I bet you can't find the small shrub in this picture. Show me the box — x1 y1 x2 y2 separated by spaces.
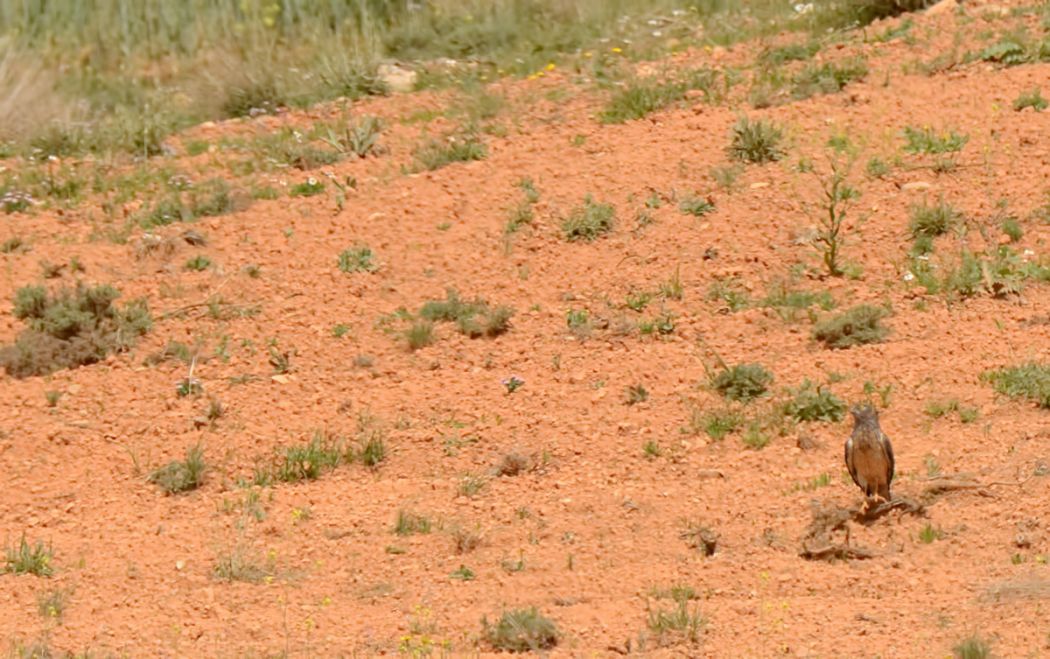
0 236 27 252
562 195 615 241
483 608 558 652
710 363 773 402
337 245 378 273
812 305 889 349
982 362 1050 408
394 510 432 536
783 380 846 422
0 284 151 378
1013 88 1047 112
149 445 206 494
952 634 991 659
728 117 784 164
413 132 487 171
4 536 53 576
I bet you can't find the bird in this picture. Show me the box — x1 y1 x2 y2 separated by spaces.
844 403 895 506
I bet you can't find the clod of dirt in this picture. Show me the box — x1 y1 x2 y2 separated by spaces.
681 525 719 556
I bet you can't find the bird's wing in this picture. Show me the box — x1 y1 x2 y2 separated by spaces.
882 432 895 483
844 437 862 488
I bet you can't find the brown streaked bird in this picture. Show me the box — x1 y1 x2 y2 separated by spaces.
844 403 895 504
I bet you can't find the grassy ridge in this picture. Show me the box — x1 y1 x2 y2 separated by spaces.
0 0 929 155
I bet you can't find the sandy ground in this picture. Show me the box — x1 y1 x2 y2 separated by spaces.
1 1 1049 656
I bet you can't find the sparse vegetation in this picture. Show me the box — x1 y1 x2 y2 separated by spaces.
148 445 207 494
599 68 726 123
4 536 53 577
811 155 859 276
812 305 890 349
394 510 432 536
983 363 1050 408
909 199 961 253
419 289 513 338
414 132 487 171
709 363 773 403
952 634 991 659
782 380 846 422
0 284 151 378
728 117 784 164
1014 88 1048 111
483 608 558 652
338 245 378 273
903 126 968 155
678 195 716 217
562 195 615 241
646 600 704 646
690 407 744 440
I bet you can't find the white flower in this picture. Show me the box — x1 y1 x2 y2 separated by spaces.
794 3 814 14
903 272 915 282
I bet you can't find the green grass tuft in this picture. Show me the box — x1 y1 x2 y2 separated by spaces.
728 116 784 164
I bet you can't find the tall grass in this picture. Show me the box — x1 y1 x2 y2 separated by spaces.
0 0 929 154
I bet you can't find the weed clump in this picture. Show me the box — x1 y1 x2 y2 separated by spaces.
337 245 378 273
4 536 53 577
909 199 961 253
709 363 773 402
782 380 846 422
420 289 513 338
812 305 889 349
413 132 487 171
0 284 151 378
728 117 784 164
483 608 558 652
982 363 1050 408
149 445 207 494
562 195 615 241
952 634 991 659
